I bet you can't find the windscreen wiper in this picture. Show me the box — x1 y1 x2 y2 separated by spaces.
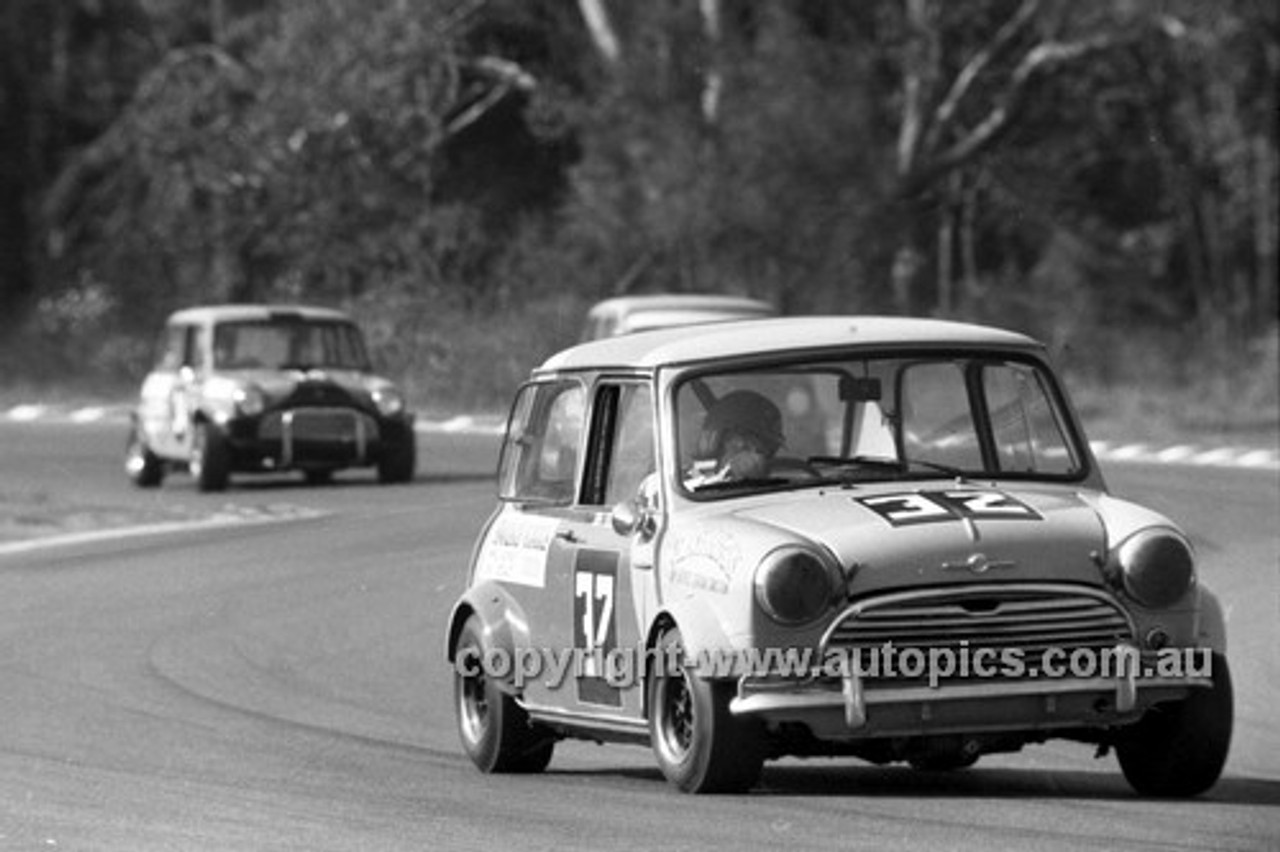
806 455 970 481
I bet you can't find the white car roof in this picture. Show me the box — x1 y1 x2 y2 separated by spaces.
587 293 775 316
165 304 353 325
541 315 1042 373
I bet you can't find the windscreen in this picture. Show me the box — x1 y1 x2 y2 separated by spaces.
674 353 1083 496
212 319 370 371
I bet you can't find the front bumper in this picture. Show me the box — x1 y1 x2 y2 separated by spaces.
731 656 1208 739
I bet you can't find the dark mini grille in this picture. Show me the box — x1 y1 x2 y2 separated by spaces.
288 409 359 441
286 381 357 408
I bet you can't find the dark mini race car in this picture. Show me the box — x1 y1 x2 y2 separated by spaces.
125 304 416 491
446 315 1231 795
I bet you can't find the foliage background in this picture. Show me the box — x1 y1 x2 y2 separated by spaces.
0 0 1275 435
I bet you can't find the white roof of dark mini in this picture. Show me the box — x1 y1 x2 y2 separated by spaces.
165 304 353 324
541 315 1042 373
586 293 775 315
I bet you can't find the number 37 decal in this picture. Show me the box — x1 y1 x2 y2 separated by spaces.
573 549 621 707
856 490 1042 527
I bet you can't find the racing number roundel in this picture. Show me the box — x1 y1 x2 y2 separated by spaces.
857 490 1042 527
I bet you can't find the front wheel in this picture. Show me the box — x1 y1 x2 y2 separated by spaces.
453 615 554 774
125 426 165 488
647 628 763 793
303 468 335 486
1115 652 1233 797
189 422 231 492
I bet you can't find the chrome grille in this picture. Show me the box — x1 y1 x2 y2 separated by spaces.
258 407 378 465
823 584 1133 662
287 408 360 441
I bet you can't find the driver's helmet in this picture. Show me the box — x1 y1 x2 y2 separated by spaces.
697 390 784 459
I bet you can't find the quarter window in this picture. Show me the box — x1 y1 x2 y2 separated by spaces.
498 381 586 504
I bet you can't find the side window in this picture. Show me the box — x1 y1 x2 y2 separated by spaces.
603 385 655 506
982 362 1077 474
155 326 186 371
497 381 586 504
189 325 208 371
179 325 200 370
898 361 982 469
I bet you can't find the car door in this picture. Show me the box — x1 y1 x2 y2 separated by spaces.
140 322 201 459
553 380 654 717
169 322 210 456
501 378 654 719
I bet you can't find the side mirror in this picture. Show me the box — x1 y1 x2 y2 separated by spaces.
610 500 656 540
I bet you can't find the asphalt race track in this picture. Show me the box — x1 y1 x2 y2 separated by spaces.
1 421 1277 851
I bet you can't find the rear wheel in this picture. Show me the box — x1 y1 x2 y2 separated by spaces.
189 422 231 492
1116 652 1233 797
648 628 763 793
125 426 165 488
454 615 554 773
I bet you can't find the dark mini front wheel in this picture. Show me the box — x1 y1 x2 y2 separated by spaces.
453 615 554 774
303 468 335 486
125 426 165 488
189 422 231 492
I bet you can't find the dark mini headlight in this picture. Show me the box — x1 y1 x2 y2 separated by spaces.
372 385 405 417
1117 529 1195 609
233 384 265 417
754 546 839 625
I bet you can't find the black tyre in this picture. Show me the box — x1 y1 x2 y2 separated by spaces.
304 468 335 486
125 426 165 488
454 615 554 774
189 422 231 492
647 628 763 793
1116 652 1233 797
377 438 416 484
908 753 979 771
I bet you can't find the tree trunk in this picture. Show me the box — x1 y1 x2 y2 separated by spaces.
577 0 621 65
1254 135 1277 328
0 1 34 336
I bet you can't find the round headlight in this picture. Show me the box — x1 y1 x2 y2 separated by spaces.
1117 529 1195 608
233 385 265 417
372 386 405 417
754 546 839 625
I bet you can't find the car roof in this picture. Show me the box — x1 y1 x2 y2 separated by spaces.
165 304 353 325
586 293 776 317
540 315 1043 374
